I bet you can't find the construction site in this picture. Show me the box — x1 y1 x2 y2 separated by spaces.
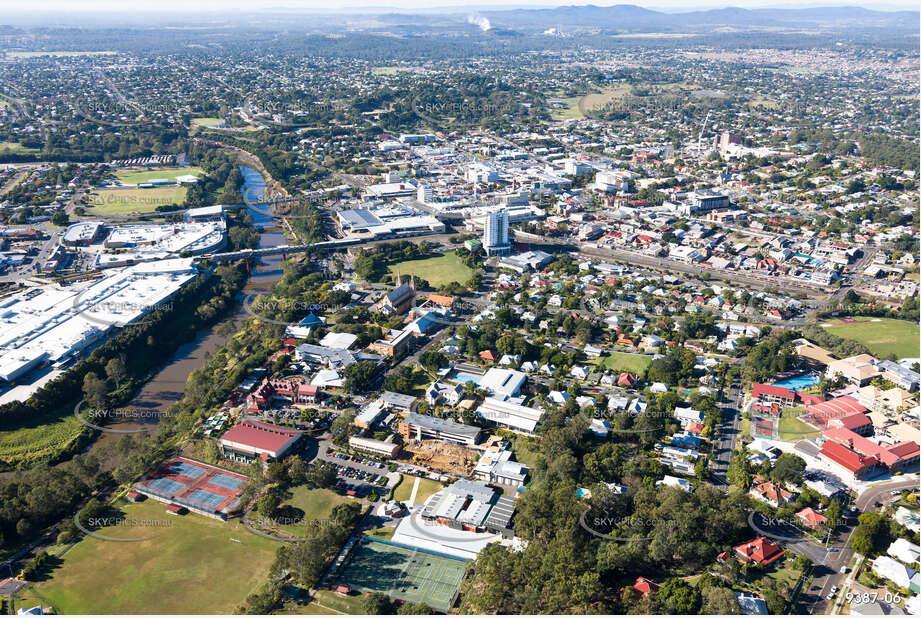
399 440 479 477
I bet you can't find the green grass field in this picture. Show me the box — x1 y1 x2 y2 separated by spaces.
386 252 473 288
821 317 920 359
392 475 442 506
191 117 223 127
364 526 395 541
594 351 652 375
332 538 467 613
300 589 367 614
22 499 278 614
115 166 202 185
0 406 86 469
88 186 187 214
270 487 351 537
0 141 40 154
778 407 821 442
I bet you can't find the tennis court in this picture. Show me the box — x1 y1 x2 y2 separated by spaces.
187 489 228 508
334 537 468 612
170 461 205 478
148 477 185 495
208 474 244 490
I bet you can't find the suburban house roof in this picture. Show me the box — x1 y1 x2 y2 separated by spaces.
797 507 829 528
734 536 784 565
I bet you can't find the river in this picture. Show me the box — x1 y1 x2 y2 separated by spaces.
89 166 287 443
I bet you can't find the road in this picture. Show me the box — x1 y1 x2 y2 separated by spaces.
709 381 742 489
800 478 920 614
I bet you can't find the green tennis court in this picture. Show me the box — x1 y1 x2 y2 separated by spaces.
334 537 467 612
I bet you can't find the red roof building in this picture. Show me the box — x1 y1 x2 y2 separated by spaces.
797 507 829 529
822 426 919 471
827 412 873 436
796 392 826 406
686 421 705 435
617 373 637 388
479 350 496 363
220 420 303 463
632 577 659 597
804 397 868 428
818 437 880 479
751 383 796 407
734 537 784 565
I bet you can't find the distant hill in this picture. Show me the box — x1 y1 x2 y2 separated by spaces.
477 4 919 33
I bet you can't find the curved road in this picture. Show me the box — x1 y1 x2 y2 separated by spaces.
800 477 920 614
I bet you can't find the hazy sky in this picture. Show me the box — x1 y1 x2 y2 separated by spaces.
0 0 916 12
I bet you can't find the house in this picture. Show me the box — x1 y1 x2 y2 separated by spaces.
656 475 691 492
734 536 784 565
887 538 921 565
618 372 637 388
674 407 704 427
570 365 590 380
796 507 829 529
749 479 794 508
632 577 659 597
872 555 917 589
736 594 769 615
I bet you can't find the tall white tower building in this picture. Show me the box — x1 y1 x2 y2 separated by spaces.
483 208 511 256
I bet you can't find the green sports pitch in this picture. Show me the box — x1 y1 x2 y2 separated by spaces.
333 537 467 612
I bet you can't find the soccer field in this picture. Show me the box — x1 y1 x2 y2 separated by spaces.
21 499 277 614
334 537 467 612
821 317 920 359
115 166 203 185
88 186 187 214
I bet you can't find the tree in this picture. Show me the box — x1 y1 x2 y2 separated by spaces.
360 592 393 614
700 586 741 614
105 357 127 387
651 578 701 614
770 453 806 484
258 493 281 518
343 360 379 394
50 211 69 226
397 602 432 614
82 372 108 408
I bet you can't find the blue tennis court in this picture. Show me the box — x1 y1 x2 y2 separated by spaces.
169 461 205 478
208 474 244 490
148 477 185 495
187 489 227 508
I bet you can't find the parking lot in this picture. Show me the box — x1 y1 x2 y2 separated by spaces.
325 450 395 498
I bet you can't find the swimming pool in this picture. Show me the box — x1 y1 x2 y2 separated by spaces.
772 373 820 391
452 372 481 385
